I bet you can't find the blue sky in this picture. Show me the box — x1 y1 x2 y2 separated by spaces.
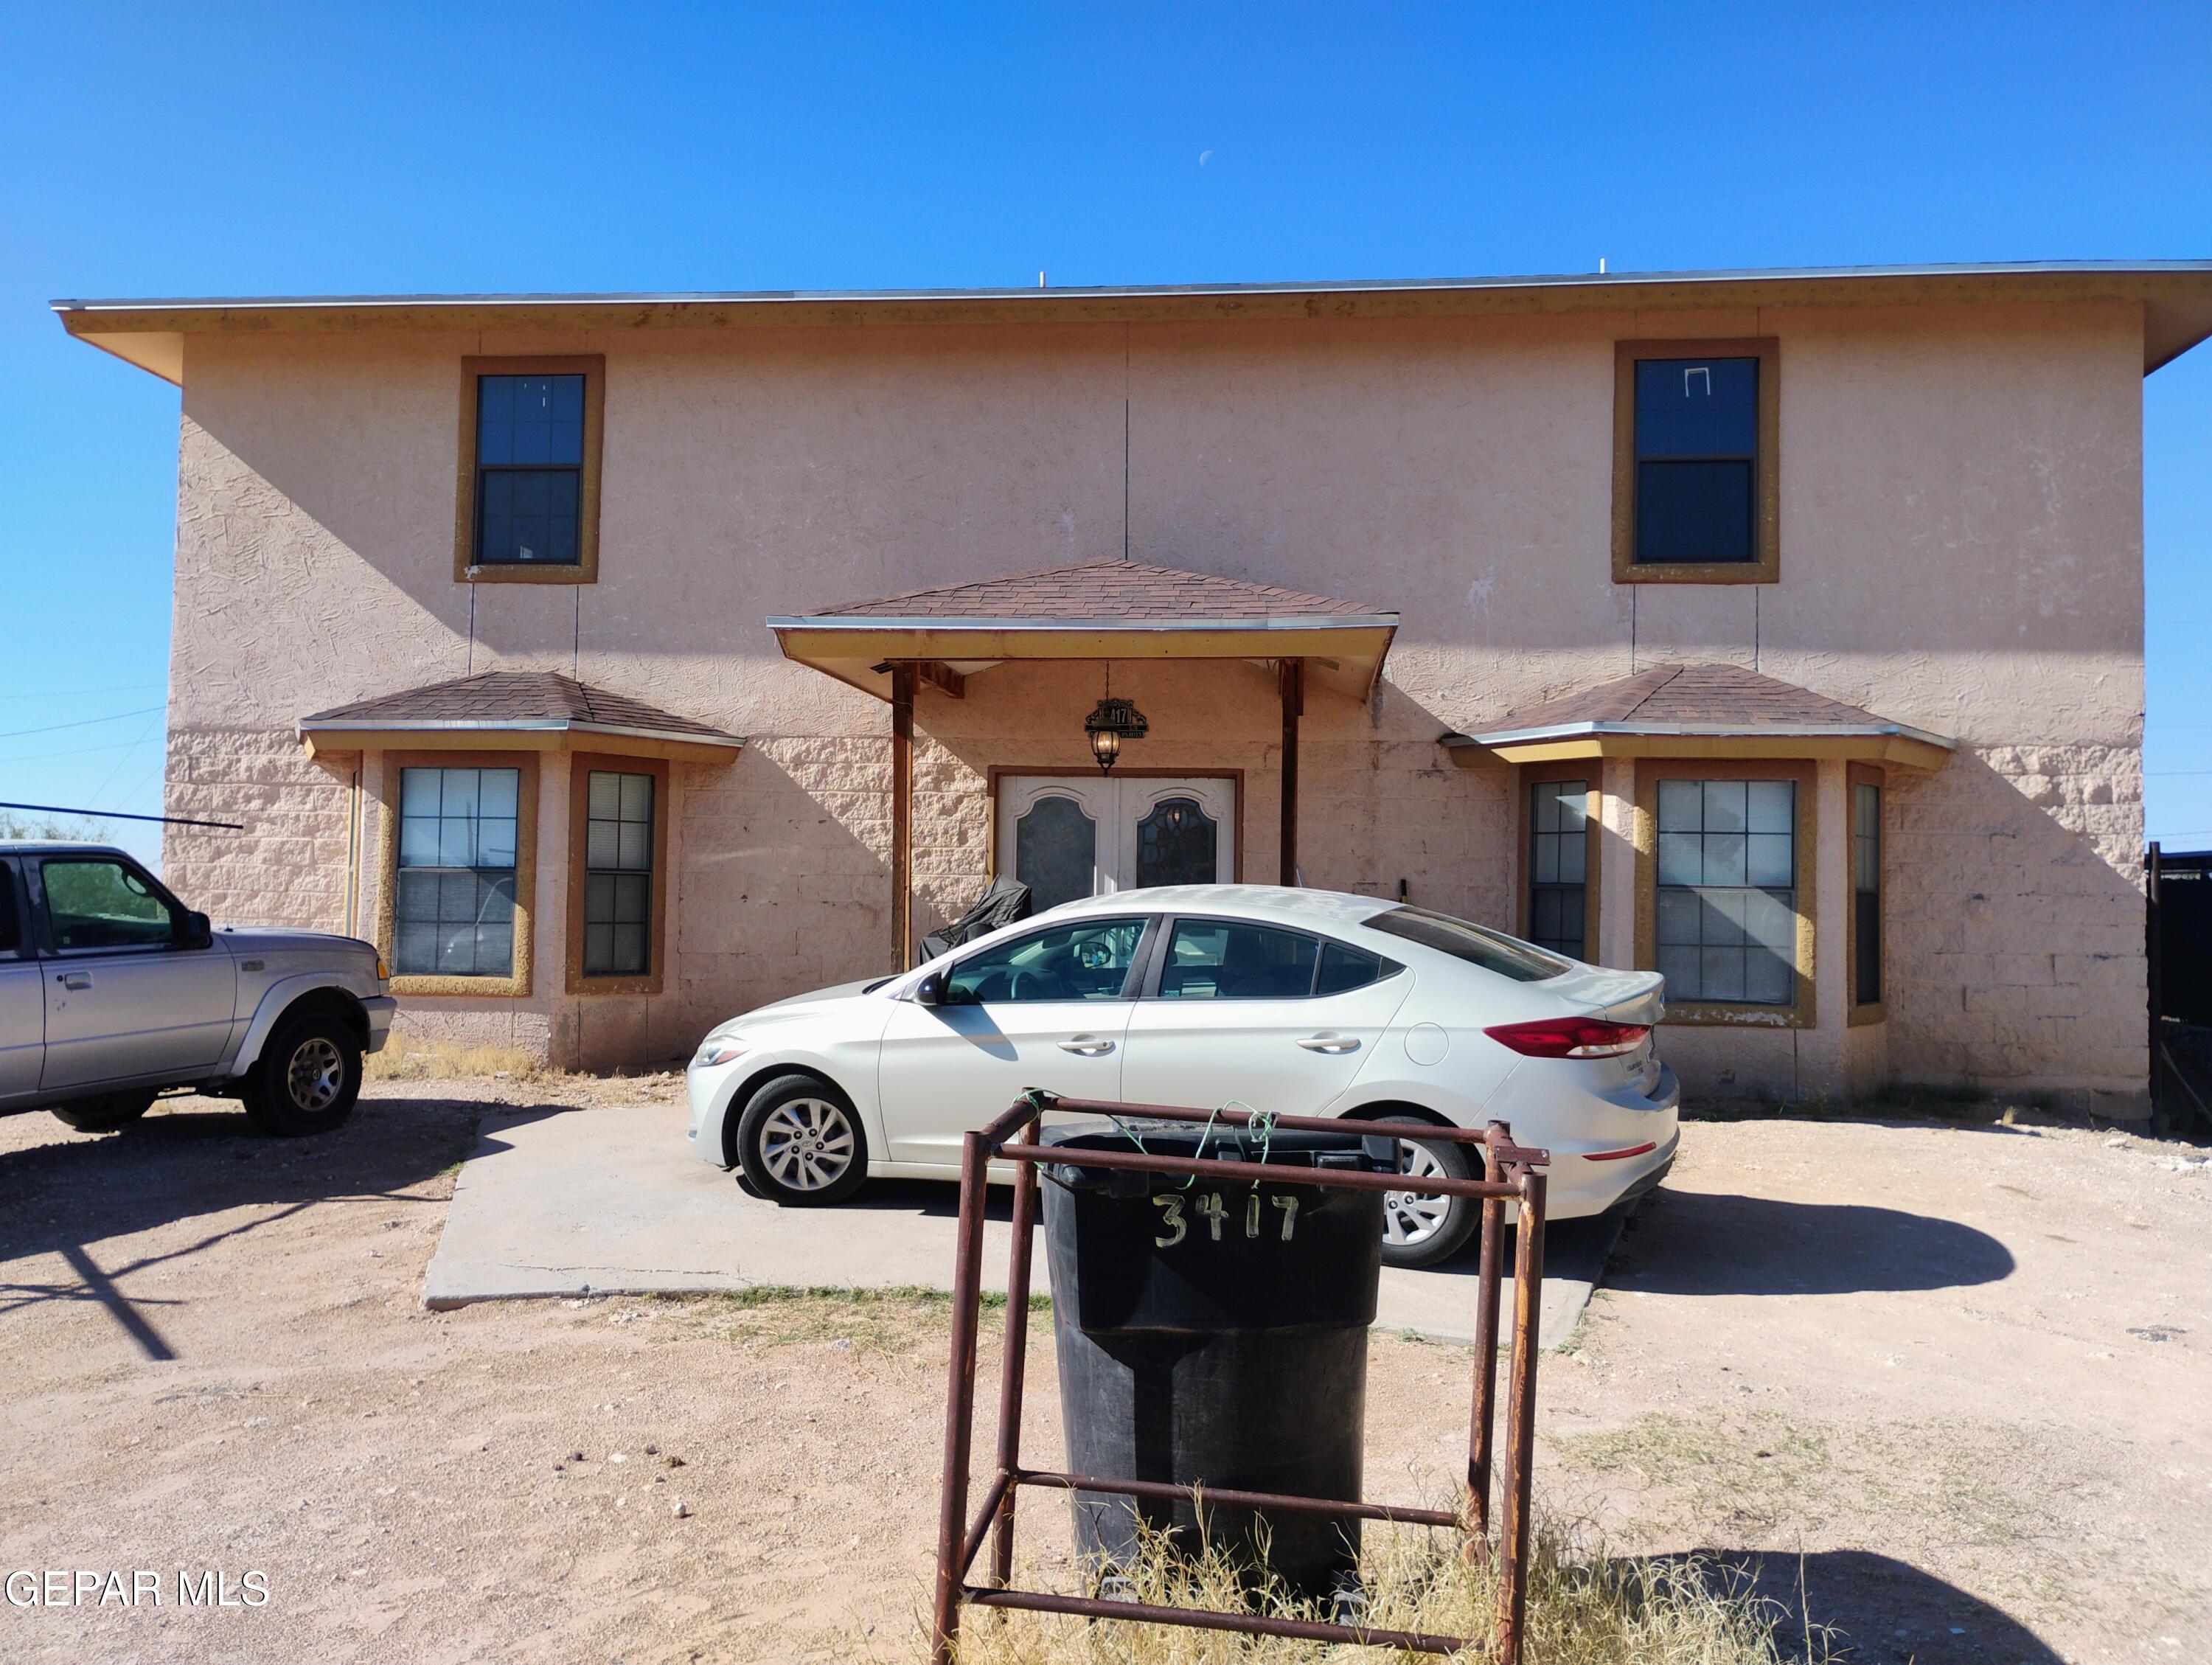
1 3 2207 872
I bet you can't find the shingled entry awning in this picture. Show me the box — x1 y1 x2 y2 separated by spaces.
298 670 743 762
770 557 1398 701
1441 662 1955 769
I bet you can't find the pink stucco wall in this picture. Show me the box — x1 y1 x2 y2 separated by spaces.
159 298 2148 1108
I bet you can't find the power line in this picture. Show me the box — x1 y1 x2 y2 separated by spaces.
0 800 241 832
0 705 162 742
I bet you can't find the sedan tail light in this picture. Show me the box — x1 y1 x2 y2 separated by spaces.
1483 1016 1651 1059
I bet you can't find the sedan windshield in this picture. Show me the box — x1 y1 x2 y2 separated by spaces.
1365 906 1570 982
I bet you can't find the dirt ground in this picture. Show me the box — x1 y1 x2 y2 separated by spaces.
1 1074 2206 1665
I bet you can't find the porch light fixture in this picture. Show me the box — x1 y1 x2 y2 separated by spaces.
1083 697 1149 774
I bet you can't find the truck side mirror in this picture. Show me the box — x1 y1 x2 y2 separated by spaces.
183 911 213 949
914 972 946 1007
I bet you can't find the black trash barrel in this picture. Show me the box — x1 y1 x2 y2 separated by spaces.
1038 1119 1394 1600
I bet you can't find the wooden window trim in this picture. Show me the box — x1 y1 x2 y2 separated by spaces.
565 753 670 995
984 768 1245 886
1612 337 1781 585
453 355 606 586
376 750 538 998
1847 761 1886 1026
1515 762 1601 959
1632 757 1816 1028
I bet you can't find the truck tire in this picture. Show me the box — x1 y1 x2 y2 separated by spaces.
243 1010 362 1136
51 1092 157 1133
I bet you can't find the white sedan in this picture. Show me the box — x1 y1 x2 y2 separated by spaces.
686 885 1678 1268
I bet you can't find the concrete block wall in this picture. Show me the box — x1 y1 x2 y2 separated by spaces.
1885 743 2146 1112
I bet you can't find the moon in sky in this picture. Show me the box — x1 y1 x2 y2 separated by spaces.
1199 150 1212 165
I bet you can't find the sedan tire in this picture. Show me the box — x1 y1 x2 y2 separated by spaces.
50 1091 158 1133
243 1012 361 1136
736 1074 869 1206
1374 1116 1481 1270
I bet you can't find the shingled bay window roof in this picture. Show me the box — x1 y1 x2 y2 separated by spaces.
1441 662 1955 768
298 671 742 761
771 557 1398 700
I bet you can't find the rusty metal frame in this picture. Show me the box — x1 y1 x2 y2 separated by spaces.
931 1093 1551 1664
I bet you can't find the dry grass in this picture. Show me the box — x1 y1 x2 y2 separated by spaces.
625 1286 1051 1352
365 1032 551 1082
949 1508 1830 1664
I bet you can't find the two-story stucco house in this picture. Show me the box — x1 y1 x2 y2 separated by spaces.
55 262 2212 1111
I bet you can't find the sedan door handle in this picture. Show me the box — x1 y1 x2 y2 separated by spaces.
1296 1033 1359 1054
1057 1036 1116 1055
55 972 94 991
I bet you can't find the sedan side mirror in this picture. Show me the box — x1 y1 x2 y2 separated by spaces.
183 911 213 949
914 972 947 1007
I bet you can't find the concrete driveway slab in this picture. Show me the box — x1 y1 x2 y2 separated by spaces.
422 1101 1616 1348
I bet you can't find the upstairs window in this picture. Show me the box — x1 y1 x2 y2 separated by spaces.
1613 339 1778 583
457 356 603 585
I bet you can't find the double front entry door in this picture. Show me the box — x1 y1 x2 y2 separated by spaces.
992 774 1237 913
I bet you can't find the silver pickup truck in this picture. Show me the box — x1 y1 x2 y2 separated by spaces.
0 841 394 1136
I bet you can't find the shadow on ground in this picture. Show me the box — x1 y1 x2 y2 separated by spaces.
1604 1188 2014 1296
1656 1546 2060 1664
0 1095 529 1356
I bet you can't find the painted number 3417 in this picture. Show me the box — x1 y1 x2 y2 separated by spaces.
1153 1191 1299 1247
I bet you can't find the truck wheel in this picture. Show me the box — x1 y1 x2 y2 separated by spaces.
735 1074 868 1206
51 1092 157 1133
243 1011 361 1136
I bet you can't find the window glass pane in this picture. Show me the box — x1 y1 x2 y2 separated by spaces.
1657 779 1703 832
1745 945 1794 1005
1700 945 1746 1001
1655 886 1700 947
1701 780 1747 833
610 923 646 975
1748 781 1795 833
1365 906 1569 982
586 821 618 869
588 771 621 820
619 774 652 822
1656 832 1702 888
400 816 439 866
401 770 443 815
473 923 515 978
1556 830 1586 884
476 817 518 869
1158 921 1318 1000
1744 889 1795 955
1315 942 1387 996
1701 832 1747 888
1533 835 1559 883
1635 459 1754 563
946 918 1144 1004
1635 358 1758 458
1012 795 1097 914
616 822 651 870
438 818 474 867
41 859 176 950
1746 833 1793 887
1135 797 1218 889
1702 889 1747 948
